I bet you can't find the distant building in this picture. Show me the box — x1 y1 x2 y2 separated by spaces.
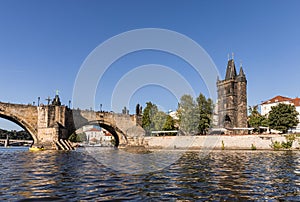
80 125 113 145
85 128 104 144
216 58 248 134
103 131 113 143
261 95 295 115
261 95 300 132
168 110 179 120
82 125 101 132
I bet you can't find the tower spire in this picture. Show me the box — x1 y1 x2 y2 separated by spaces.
225 58 237 80
239 66 245 77
238 60 245 77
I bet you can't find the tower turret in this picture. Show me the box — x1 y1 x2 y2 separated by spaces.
225 59 237 80
237 66 246 82
236 65 247 130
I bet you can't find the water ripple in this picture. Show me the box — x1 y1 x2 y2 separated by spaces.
0 148 299 201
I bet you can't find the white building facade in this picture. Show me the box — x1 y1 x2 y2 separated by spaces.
261 95 300 132
79 125 113 146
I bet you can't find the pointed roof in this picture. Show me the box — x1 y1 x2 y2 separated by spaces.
225 59 237 80
236 66 247 82
239 66 245 77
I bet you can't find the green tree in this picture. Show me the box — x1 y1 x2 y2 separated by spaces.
68 133 77 142
0 129 33 140
69 132 87 142
78 132 87 142
196 93 214 134
142 102 176 135
178 94 198 135
163 115 176 131
152 111 167 131
248 105 268 132
268 103 299 133
142 102 158 134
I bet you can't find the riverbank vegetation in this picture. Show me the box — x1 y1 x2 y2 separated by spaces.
248 105 268 132
142 102 176 136
270 140 295 150
177 93 213 135
248 103 299 134
267 103 299 133
270 134 296 150
142 93 213 136
0 129 32 140
68 132 87 142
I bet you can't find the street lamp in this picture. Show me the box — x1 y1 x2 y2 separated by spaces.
38 97 40 106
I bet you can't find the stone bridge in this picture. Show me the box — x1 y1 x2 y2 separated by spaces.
0 97 145 149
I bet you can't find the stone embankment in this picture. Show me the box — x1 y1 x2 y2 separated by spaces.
143 134 300 150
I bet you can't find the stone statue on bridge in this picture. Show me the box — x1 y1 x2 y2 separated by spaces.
52 94 61 106
136 104 142 116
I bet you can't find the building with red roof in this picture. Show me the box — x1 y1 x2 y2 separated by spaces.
261 95 293 116
261 95 300 132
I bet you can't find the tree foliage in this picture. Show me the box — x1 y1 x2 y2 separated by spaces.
248 105 268 132
197 94 214 134
268 103 299 133
69 132 87 142
142 102 176 135
0 129 33 140
142 102 158 133
152 111 167 131
163 115 176 131
178 93 213 135
178 95 198 135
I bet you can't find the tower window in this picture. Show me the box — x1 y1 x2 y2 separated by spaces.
224 114 231 122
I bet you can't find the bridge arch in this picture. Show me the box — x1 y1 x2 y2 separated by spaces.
74 120 128 147
0 113 38 144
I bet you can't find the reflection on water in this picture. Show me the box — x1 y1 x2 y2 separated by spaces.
0 147 299 201
85 147 188 174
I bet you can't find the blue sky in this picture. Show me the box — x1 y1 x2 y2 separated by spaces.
1 0 300 130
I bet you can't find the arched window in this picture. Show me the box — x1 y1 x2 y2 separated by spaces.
224 114 231 122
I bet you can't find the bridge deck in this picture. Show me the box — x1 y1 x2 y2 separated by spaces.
0 139 33 143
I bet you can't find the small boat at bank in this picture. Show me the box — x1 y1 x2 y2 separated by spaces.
29 146 45 151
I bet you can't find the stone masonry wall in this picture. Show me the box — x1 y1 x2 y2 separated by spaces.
144 135 300 150
237 80 247 128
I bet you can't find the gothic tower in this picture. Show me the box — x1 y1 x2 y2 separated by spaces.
217 58 247 133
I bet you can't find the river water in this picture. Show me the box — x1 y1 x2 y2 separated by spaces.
0 147 299 201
